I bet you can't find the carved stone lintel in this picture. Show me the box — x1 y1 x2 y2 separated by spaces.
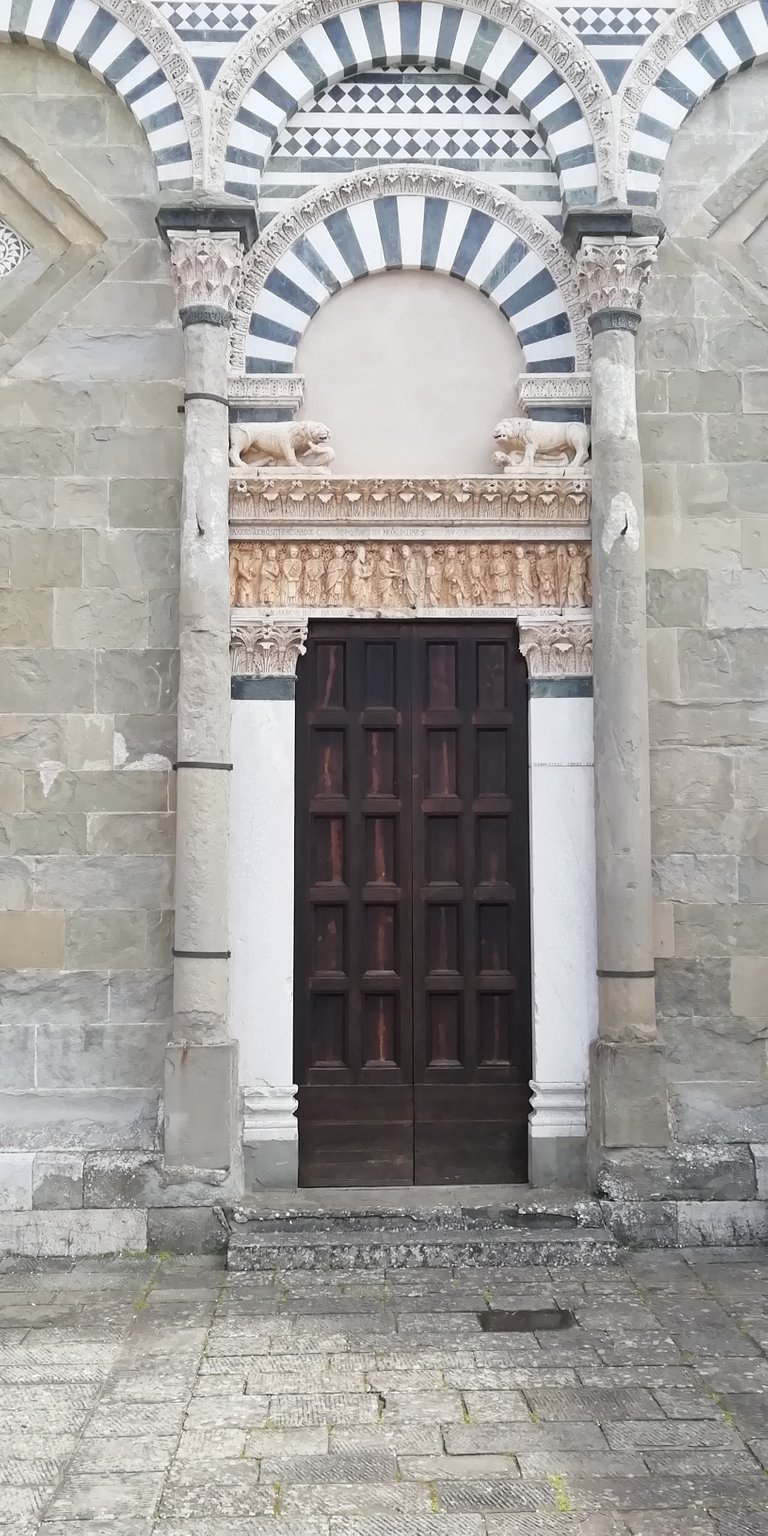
229 374 305 414
517 373 591 409
242 1084 298 1144
229 474 591 528
518 619 593 677
231 167 591 375
577 239 658 320
230 617 308 675
229 540 591 611
167 232 244 317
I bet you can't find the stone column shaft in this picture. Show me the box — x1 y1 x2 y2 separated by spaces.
157 199 256 1169
574 227 662 1047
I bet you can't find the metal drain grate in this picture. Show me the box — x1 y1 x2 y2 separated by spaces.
478 1308 576 1332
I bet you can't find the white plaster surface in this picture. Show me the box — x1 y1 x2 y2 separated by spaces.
229 697 297 1102
528 696 597 1136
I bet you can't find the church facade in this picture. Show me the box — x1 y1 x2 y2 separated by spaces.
0 0 767 1252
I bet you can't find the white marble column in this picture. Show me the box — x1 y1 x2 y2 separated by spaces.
519 621 597 1187
229 618 307 1190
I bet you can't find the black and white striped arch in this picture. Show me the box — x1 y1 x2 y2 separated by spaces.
223 2 600 207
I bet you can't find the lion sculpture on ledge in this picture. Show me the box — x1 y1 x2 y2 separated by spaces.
229 420 335 473
493 416 590 472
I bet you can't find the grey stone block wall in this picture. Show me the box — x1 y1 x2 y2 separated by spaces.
0 49 181 1186
635 64 768 1193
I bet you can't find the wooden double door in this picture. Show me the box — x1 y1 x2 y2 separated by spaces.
294 621 531 1186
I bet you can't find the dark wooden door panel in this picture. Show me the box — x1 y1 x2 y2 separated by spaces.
411 627 531 1184
295 624 414 1186
295 620 531 1187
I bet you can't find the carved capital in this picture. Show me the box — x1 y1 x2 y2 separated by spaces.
577 239 658 323
167 233 244 320
518 620 593 677
230 618 308 676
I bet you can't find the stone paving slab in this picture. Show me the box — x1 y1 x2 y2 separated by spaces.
0 1250 767 1533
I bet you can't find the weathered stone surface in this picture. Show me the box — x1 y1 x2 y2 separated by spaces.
0 1091 158 1150
83 531 179 591
593 1042 669 1149
653 854 738 905
165 1045 237 1171
94 651 178 714
0 969 108 1026
677 1200 768 1246
54 477 109 529
0 1151 34 1211
108 970 173 1023
75 428 182 479
108 479 180 530
0 651 94 712
33 855 173 910
651 748 733 810
667 371 741 412
24 769 168 816
64 912 148 970
0 1209 147 1256
54 590 147 649
679 630 768 701
32 1151 85 1210
708 412 768 461
0 911 64 967
36 1023 169 1091
647 570 708 628
670 1081 768 1144
596 1146 757 1202
731 956 768 1019
88 812 174 855
0 590 53 646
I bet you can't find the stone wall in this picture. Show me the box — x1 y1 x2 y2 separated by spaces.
0 47 182 1229
620 63 768 1216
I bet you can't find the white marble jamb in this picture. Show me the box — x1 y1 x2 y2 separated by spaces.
229 698 298 1108
528 695 597 1138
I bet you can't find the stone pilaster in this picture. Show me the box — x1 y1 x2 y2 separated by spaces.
563 206 669 1165
157 195 257 1171
229 617 307 1191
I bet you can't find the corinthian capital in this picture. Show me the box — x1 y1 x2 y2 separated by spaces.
577 239 658 331
167 234 243 323
230 618 308 677
156 196 258 328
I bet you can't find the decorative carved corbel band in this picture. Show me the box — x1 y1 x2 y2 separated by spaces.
518 620 593 677
230 617 308 676
229 474 591 529
577 239 658 334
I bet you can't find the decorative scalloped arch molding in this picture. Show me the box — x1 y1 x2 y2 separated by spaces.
618 0 768 204
230 165 590 376
210 0 615 206
0 0 205 187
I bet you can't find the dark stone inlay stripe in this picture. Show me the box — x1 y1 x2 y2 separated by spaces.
687 29 728 81
420 196 450 268
374 195 402 267
529 676 592 697
232 676 296 700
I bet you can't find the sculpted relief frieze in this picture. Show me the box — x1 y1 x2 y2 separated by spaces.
230 540 591 611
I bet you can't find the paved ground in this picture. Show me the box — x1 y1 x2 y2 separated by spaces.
1 1247 768 1534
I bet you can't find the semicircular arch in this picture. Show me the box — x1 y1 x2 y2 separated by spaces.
211 0 614 208
1 0 205 187
231 165 589 376
618 0 768 204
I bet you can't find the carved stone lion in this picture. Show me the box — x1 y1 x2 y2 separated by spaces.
229 420 335 472
493 416 590 472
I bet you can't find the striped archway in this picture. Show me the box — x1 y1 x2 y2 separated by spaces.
0 0 204 187
230 166 589 376
619 0 768 204
211 0 614 208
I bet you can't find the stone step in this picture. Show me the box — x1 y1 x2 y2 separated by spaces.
223 1190 619 1270
226 1224 619 1271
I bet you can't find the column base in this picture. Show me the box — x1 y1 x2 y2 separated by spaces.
529 1081 587 1188
164 1042 237 1170
242 1085 298 1191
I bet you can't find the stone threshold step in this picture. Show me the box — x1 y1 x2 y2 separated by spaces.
229 1186 603 1231
225 1225 619 1271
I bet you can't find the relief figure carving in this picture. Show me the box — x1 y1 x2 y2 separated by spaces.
229 419 335 472
493 416 591 471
